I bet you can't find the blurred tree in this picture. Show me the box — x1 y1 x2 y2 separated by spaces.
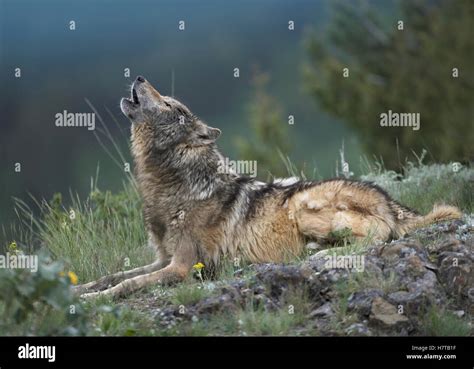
235 72 292 179
304 0 473 169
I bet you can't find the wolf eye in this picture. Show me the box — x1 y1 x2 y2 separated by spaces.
164 101 172 108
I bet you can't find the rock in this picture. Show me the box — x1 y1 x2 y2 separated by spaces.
468 288 474 303
348 289 384 317
194 293 238 315
254 263 322 300
428 238 462 254
309 302 334 318
306 253 330 273
203 282 217 291
233 268 245 277
438 252 473 302
369 297 410 330
306 242 322 252
406 269 439 295
380 243 406 258
345 323 372 336
406 255 426 276
387 290 430 315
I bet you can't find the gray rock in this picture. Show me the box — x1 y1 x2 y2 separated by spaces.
438 252 473 302
345 323 372 336
348 289 384 317
369 297 410 330
387 290 431 315
309 302 334 318
306 242 323 251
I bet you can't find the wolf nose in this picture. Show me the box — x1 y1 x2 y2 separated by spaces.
136 76 146 83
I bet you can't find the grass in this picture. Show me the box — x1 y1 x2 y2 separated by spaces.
324 229 380 257
421 306 471 336
12 183 154 284
163 288 315 336
92 305 156 336
172 303 305 336
329 280 359 333
169 282 213 306
236 303 302 336
361 159 473 214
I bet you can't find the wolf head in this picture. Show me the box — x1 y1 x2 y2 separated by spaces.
120 76 221 151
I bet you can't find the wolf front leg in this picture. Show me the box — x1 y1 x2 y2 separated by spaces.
73 258 168 295
80 263 190 299
80 238 197 300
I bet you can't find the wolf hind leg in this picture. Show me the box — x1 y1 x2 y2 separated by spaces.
294 207 391 242
289 184 393 243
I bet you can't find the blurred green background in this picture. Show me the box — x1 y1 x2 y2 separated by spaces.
0 0 472 238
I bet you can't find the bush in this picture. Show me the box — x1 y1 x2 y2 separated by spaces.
0 249 88 335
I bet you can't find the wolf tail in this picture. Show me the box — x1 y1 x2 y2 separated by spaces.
392 203 462 238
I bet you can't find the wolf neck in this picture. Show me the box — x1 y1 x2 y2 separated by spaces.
132 142 230 201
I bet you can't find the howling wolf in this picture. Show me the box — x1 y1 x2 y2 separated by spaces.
77 76 461 298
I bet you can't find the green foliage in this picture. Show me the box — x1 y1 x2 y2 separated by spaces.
235 72 292 179
0 250 88 335
305 0 473 169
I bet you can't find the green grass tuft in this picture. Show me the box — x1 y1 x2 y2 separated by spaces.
170 282 213 307
361 162 473 214
421 306 471 336
13 184 154 284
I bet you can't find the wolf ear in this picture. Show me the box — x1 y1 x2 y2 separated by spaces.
191 123 221 145
206 127 221 141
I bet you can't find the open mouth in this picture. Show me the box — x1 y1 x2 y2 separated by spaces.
132 87 139 104
123 85 140 106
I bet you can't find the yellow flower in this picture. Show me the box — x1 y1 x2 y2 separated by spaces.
59 271 78 285
67 271 78 285
193 262 205 271
8 241 17 253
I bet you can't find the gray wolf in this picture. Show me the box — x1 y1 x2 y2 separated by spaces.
77 76 461 299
